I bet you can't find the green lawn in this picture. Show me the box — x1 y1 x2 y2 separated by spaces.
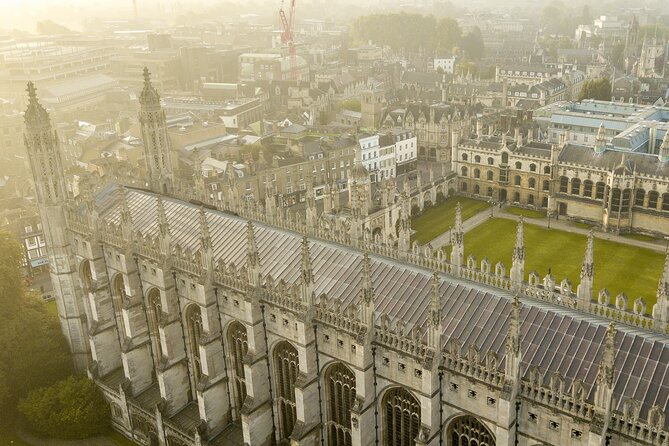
412 197 491 245
0 415 31 446
44 300 59 318
458 218 664 310
505 207 546 219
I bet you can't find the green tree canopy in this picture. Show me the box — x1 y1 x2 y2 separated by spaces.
0 231 71 411
352 13 463 55
460 27 485 60
578 78 612 102
19 376 110 439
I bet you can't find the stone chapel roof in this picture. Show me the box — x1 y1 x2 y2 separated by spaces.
95 184 669 425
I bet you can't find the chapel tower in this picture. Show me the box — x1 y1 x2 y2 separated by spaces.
139 67 174 194
24 82 89 370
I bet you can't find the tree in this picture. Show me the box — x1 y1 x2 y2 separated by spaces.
0 231 71 411
460 27 485 60
19 377 110 439
578 78 612 101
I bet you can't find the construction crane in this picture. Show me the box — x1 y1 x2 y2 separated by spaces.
279 0 297 81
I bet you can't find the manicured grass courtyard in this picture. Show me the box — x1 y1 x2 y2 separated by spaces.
457 218 665 310
411 197 491 245
505 206 546 219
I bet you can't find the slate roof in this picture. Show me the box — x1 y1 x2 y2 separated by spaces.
559 144 669 176
96 185 669 425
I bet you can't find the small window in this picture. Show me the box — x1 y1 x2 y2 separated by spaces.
528 178 536 188
544 166 551 174
514 175 521 186
515 161 522 169
474 168 481 179
487 157 494 165
462 153 468 161
529 163 536 172
474 155 481 163
487 171 494 181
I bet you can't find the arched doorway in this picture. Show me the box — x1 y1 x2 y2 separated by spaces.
383 387 421 446
447 415 495 446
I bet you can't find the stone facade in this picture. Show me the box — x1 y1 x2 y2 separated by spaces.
26 74 669 446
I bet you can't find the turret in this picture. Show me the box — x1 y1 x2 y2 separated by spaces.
24 82 67 205
450 203 464 272
300 236 314 304
594 123 607 154
139 68 174 194
246 221 261 288
659 131 669 162
510 217 525 287
427 272 442 350
24 82 89 370
577 230 595 309
652 250 669 331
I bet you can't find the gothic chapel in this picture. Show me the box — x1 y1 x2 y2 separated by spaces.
23 71 669 446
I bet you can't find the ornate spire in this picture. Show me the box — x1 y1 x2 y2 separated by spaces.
301 236 313 285
580 230 595 279
657 249 669 302
507 295 522 356
361 252 373 303
594 122 607 154
157 196 169 237
24 81 49 125
510 217 525 286
246 221 261 287
140 67 161 107
247 221 260 269
512 216 525 263
198 206 211 251
453 202 463 245
504 295 523 382
430 271 441 326
659 131 669 162
428 271 442 350
597 323 617 389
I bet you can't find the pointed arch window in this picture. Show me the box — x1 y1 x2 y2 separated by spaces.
227 321 248 416
147 289 163 366
326 363 356 446
112 275 128 340
80 260 93 291
185 305 203 387
383 387 421 446
447 415 495 446
275 341 299 441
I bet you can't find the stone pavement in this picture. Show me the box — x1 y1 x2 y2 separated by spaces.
426 203 668 254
